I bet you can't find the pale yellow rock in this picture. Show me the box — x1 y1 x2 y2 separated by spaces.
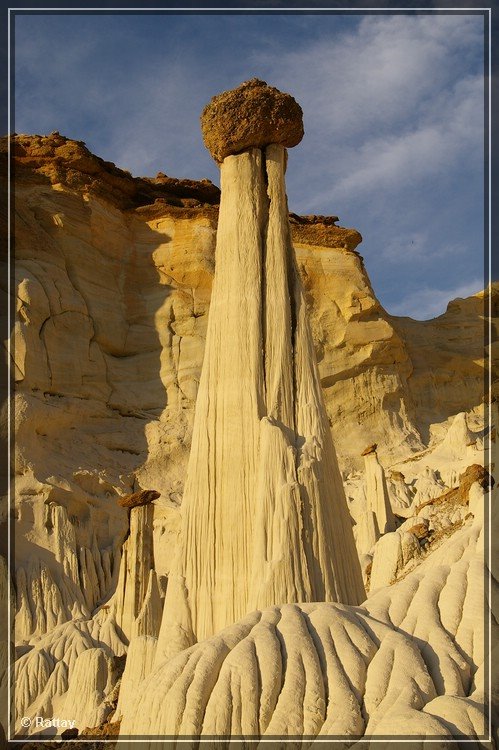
119 509 486 741
392 296 489 442
388 471 415 511
25 661 69 734
369 530 420 592
156 145 365 661
391 410 486 499
364 449 396 534
60 647 116 732
14 613 127 730
9 133 494 742
468 481 485 523
12 145 490 656
112 503 156 642
352 449 398 558
115 635 157 721
355 508 378 557
130 569 162 640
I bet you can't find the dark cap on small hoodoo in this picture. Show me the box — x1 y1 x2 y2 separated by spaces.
117 489 160 509
200 78 304 163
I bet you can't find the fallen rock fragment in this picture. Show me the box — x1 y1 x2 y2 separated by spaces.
403 519 430 540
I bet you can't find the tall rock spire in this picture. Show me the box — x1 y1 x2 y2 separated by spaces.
156 80 365 662
362 443 396 537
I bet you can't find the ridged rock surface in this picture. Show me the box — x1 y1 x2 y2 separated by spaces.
157 142 364 659
119 494 492 741
8 130 494 644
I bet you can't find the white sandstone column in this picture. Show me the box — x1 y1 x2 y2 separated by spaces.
156 80 365 664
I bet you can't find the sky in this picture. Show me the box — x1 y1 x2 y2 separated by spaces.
13 10 487 320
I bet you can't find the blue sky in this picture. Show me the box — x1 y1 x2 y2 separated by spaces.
13 10 486 319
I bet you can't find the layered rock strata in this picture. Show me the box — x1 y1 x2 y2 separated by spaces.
156 82 365 661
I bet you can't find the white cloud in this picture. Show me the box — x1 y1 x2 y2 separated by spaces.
389 278 483 320
253 13 484 217
255 13 483 141
13 12 485 316
330 76 483 199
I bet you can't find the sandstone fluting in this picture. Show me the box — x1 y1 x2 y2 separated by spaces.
156 83 365 660
7 132 491 475
6 106 496 744
110 503 159 642
200 78 304 162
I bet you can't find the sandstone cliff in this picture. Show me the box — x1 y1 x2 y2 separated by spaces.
9 131 491 471
5 127 495 743
7 130 493 622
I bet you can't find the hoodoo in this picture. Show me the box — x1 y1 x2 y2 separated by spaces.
362 443 396 537
156 79 365 661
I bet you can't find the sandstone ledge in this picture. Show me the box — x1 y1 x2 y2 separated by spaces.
117 489 160 509
290 214 362 253
5 133 221 211
7 133 362 253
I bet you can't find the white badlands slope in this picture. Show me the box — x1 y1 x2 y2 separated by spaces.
120 493 492 742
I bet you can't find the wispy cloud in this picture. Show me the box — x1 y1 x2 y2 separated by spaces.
253 13 483 137
389 278 483 320
13 11 486 318
327 77 483 200
254 15 484 211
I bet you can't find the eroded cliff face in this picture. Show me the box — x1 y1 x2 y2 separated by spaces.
8 132 491 629
11 133 489 464
6 129 495 743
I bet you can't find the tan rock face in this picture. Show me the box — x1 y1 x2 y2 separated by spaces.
9 132 492 644
8 132 220 210
10 132 488 476
8 126 494 744
200 78 304 162
10 135 490 629
390 298 490 444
